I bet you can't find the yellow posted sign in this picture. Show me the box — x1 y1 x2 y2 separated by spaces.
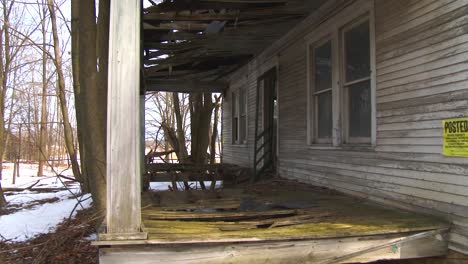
443 118 468 157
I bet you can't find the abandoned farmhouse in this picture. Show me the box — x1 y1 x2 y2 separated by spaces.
93 0 468 263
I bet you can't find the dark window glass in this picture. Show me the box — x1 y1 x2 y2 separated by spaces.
314 41 332 91
348 80 371 137
239 88 247 142
317 92 332 138
232 93 237 116
345 21 370 82
239 89 246 115
233 117 239 142
240 116 246 143
232 93 238 143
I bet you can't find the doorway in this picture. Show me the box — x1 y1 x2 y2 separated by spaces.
254 68 278 180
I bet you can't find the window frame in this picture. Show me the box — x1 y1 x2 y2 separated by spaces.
341 16 373 144
310 37 333 144
231 87 248 145
306 0 376 147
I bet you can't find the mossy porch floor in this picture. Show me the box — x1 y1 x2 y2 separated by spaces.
140 179 448 244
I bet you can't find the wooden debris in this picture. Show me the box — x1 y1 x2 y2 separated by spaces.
142 209 297 221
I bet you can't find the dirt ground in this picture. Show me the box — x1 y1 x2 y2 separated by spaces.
0 208 99 264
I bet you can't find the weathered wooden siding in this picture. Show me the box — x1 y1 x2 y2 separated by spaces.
222 72 252 167
222 0 468 255
222 57 278 167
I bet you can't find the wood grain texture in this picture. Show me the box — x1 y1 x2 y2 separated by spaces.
105 0 144 238
99 231 448 263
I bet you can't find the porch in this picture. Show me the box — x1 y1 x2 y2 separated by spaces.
96 0 467 262
95 179 449 263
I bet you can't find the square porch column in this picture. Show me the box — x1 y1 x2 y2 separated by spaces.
100 0 147 240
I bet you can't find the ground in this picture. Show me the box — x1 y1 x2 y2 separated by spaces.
0 208 98 264
1 163 466 263
0 162 95 263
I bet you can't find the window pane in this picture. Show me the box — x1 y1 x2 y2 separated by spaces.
314 41 332 91
348 80 371 137
239 88 246 115
240 116 246 143
345 21 370 82
233 117 239 142
317 91 332 138
232 92 237 116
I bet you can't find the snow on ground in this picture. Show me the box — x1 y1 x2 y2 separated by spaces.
150 181 223 191
2 162 73 189
0 162 92 243
0 194 92 242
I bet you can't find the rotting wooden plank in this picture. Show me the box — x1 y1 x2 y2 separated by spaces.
99 230 447 263
142 209 297 221
320 229 448 264
157 200 241 211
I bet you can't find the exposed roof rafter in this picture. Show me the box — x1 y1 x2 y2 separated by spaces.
142 0 327 93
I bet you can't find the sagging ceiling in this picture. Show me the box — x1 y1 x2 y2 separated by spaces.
143 0 327 93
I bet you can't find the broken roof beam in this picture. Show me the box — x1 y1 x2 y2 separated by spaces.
146 79 228 93
145 0 288 12
143 21 208 31
144 8 306 22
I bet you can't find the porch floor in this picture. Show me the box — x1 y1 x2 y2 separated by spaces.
97 179 450 263
138 180 448 244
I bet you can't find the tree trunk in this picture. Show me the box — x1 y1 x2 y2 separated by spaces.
0 181 6 207
172 92 189 162
210 96 221 164
0 3 11 181
38 3 48 177
47 0 82 184
190 93 214 165
76 0 107 213
189 93 215 190
71 0 89 193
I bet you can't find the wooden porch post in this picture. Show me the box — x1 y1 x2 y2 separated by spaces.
102 0 147 240
140 95 146 191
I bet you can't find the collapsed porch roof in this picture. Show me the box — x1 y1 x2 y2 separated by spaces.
142 0 327 93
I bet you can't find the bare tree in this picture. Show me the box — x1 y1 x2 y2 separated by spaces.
72 0 110 212
47 0 82 184
0 0 38 203
38 0 49 176
190 92 216 165
210 95 222 164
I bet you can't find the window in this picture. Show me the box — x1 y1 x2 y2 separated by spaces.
239 88 247 143
307 12 375 146
232 92 238 143
312 39 333 143
232 88 247 144
343 19 371 143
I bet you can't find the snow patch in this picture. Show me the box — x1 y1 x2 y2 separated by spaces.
5 189 80 206
0 163 90 243
0 194 92 242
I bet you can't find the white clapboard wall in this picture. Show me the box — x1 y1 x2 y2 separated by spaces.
222 0 468 255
